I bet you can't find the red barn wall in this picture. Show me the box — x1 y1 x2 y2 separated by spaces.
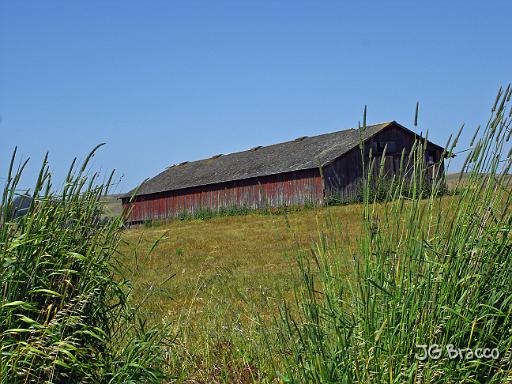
122 168 323 223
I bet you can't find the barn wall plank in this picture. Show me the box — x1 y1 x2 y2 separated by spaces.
122 168 323 222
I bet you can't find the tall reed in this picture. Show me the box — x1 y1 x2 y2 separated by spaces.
278 87 512 383
0 146 166 383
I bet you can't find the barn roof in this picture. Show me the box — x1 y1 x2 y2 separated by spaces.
124 121 440 198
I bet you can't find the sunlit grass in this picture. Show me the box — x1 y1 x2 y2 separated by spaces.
117 87 512 383
116 204 362 382
0 146 167 383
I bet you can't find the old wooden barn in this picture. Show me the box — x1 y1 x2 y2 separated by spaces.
121 121 444 223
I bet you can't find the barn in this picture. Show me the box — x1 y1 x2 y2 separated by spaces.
121 121 444 224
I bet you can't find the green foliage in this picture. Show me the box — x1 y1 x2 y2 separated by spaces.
0 146 167 383
171 202 320 222
277 87 512 383
175 205 252 221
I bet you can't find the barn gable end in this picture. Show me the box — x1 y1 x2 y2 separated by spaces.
322 124 445 203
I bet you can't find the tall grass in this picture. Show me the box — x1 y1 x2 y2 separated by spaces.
0 146 166 383
278 88 512 383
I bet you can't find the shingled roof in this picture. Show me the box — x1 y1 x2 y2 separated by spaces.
124 121 432 198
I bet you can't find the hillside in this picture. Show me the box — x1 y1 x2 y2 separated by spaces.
118 204 361 319
100 193 124 218
116 204 363 381
446 172 512 189
112 173 506 381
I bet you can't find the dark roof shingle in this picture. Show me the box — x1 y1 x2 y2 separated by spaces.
125 121 430 197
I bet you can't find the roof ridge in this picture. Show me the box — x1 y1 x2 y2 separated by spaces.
122 121 398 198
171 122 392 166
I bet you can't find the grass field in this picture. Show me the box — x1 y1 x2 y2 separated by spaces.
116 193 473 382
116 204 363 381
116 169 512 382
445 172 512 189
114 165 511 381
100 193 124 218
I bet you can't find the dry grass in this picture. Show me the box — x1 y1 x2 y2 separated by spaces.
115 193 466 382
116 204 363 381
446 172 512 190
114 191 470 382
100 193 124 218
118 204 362 319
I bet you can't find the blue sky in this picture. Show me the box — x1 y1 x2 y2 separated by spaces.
1 1 510 193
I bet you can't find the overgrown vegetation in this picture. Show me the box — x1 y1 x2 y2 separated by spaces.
140 202 319 227
277 88 512 382
0 146 166 383
118 205 358 382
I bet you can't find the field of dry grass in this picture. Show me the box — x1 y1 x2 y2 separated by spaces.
100 193 124 218
120 205 362 306
114 175 508 382
111 165 505 381
114 169 511 382
114 192 461 382
116 204 362 381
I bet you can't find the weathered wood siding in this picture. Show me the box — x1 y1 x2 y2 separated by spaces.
122 124 445 223
323 125 445 202
122 168 323 223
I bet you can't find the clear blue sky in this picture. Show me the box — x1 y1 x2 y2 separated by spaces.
1 1 510 193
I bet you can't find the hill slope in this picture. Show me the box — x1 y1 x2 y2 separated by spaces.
116 204 362 381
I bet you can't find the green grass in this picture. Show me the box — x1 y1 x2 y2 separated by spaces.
275 89 512 382
0 146 167 383
117 197 470 382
